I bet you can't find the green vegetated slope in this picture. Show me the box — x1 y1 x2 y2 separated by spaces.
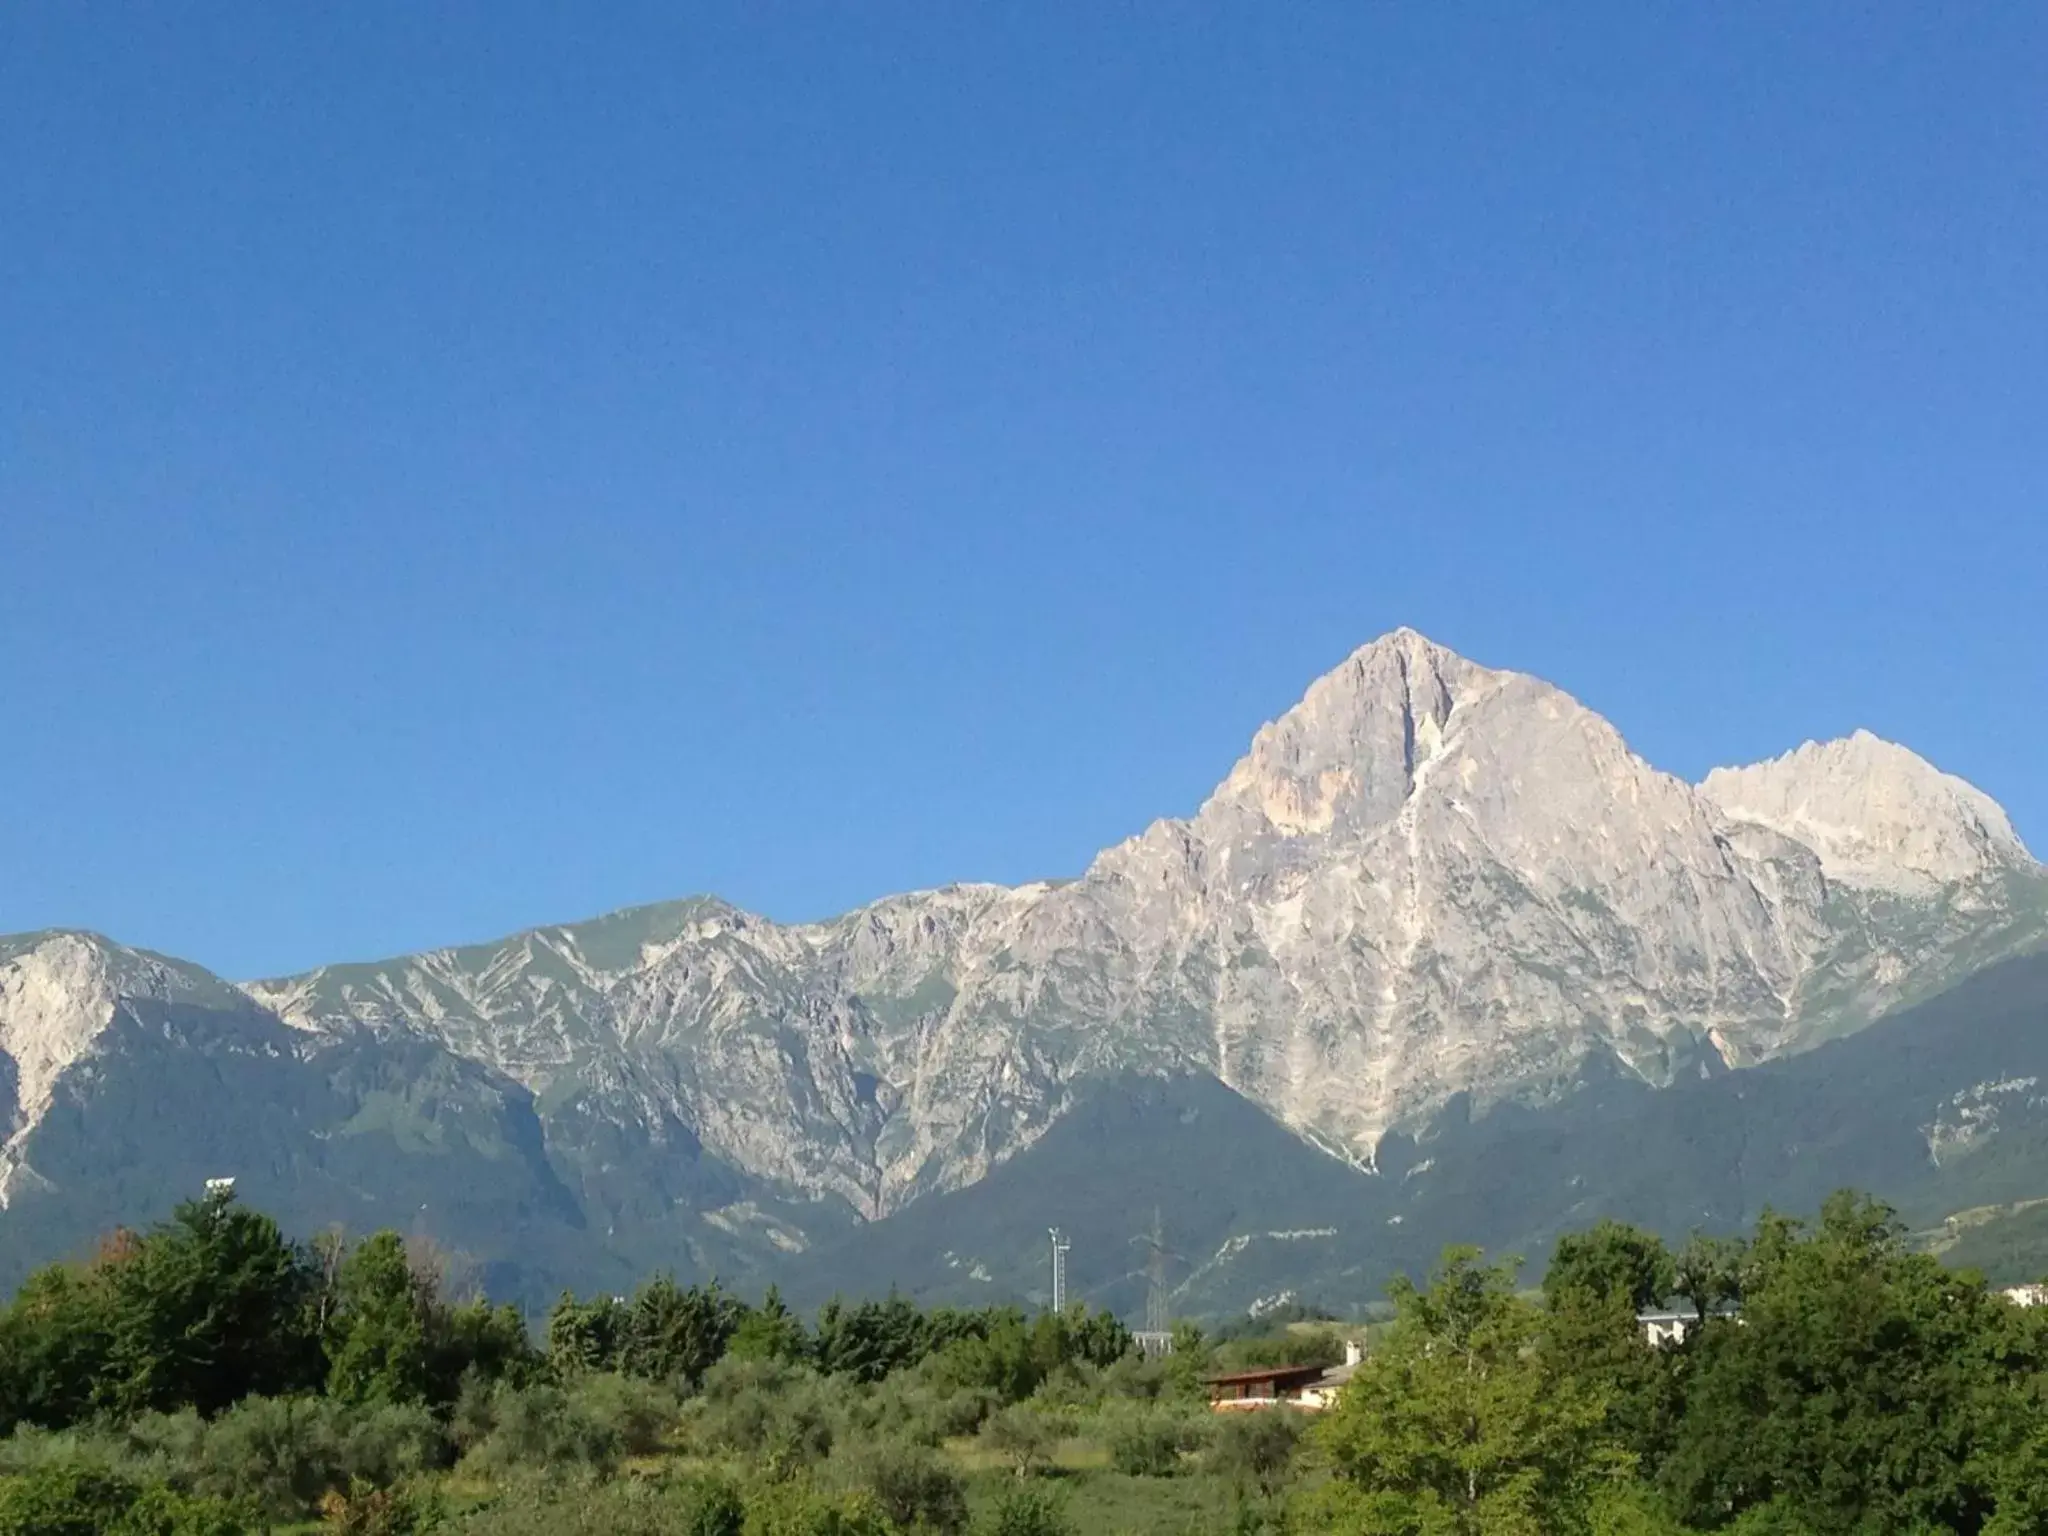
11 1181 2048 1536
0 982 827 1307
800 949 2048 1313
781 1072 1399 1316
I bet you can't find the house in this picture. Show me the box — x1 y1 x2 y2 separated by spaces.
1636 1309 1698 1347
2001 1284 2048 1307
1296 1340 1365 1409
1206 1341 1365 1411
1636 1305 1739 1346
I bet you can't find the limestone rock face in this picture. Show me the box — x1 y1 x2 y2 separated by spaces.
0 932 251 1207
1700 730 2032 895
6 631 2045 1248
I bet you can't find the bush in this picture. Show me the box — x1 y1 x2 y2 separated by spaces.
567 1373 680 1459
978 1407 1056 1479
0 1465 138 1536
1208 1409 1302 1499
926 1387 999 1441
192 1395 446 1519
740 1479 891 1536
0 1463 244 1536
318 1478 445 1535
0 1427 135 1483
669 1473 747 1536
446 1474 735 1536
843 1440 967 1534
117 1481 248 1536
978 1484 1069 1536
193 1394 344 1518
693 1362 837 1474
454 1383 620 1478
1106 1411 1195 1477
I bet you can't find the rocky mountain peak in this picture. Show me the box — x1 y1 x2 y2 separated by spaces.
5 636 2045 1297
1200 628 1514 839
1700 731 2033 894
0 931 241 1207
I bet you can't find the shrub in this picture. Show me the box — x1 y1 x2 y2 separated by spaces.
0 1427 133 1482
668 1473 747 1536
194 1394 347 1518
740 1479 891 1536
454 1383 620 1478
693 1363 837 1474
978 1407 1056 1479
926 1386 999 1441
1106 1411 1194 1477
318 1477 445 1535
978 1484 1069 1536
1209 1409 1302 1499
116 1481 249 1536
0 1465 138 1536
446 1475 715 1536
844 1440 967 1534
191 1395 446 1519
567 1373 680 1459
0 1463 244 1536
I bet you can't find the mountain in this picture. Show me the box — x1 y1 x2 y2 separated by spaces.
789 949 2048 1314
3 630 2044 1308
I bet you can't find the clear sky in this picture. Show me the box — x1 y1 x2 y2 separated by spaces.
4 5 2044 979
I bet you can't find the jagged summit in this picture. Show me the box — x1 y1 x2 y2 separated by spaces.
1701 729 2031 894
1201 628 1505 837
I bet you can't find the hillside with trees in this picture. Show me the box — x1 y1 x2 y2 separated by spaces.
5 1186 2048 1533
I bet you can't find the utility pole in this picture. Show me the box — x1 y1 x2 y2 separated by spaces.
1048 1226 1071 1314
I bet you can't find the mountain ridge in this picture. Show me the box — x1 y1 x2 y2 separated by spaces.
4 630 2044 1304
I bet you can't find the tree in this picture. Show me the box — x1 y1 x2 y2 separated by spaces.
545 1291 626 1377
0 1262 117 1432
1543 1223 1683 1465
620 1276 743 1384
1546 1222 1675 1315
101 1189 322 1417
1671 1234 1748 1329
926 1315 1038 1403
1659 1192 2008 1535
428 1295 541 1402
325 1233 432 1406
981 1404 1058 1478
728 1286 809 1364
1307 1248 1630 1535
813 1294 928 1383
1059 1304 1134 1370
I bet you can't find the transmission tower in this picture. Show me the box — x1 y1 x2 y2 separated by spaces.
1128 1207 1185 1353
1048 1227 1071 1313
1141 1207 1170 1333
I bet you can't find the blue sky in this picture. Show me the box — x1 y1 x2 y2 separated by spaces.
3 5 2044 979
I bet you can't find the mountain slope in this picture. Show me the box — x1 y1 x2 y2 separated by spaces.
242 630 2048 1198
3 630 2044 1305
805 949 2048 1315
0 932 828 1303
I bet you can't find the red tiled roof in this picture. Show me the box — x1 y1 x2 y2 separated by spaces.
1202 1363 1328 1388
